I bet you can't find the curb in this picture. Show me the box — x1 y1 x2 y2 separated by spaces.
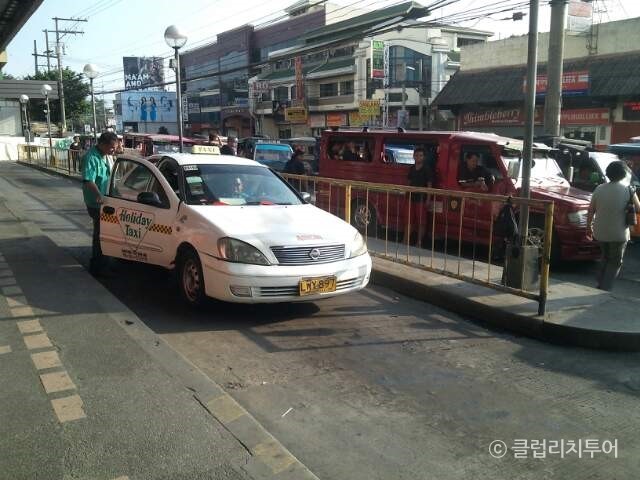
371 263 640 352
17 161 81 183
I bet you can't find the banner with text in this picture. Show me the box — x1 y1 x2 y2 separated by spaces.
123 57 164 90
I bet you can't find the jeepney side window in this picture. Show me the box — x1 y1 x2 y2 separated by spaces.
459 145 502 180
381 138 438 169
327 137 372 162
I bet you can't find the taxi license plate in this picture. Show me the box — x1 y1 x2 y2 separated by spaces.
299 276 337 296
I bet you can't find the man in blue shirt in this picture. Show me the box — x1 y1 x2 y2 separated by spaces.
82 132 118 276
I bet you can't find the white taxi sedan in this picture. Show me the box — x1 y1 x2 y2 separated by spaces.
100 152 371 306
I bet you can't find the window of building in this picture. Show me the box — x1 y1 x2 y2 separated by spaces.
273 86 289 101
320 83 338 97
290 85 297 100
279 129 292 139
457 37 483 48
389 46 431 91
340 81 354 96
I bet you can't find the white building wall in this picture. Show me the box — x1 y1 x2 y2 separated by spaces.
461 16 640 71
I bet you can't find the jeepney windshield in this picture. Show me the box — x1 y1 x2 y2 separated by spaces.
502 146 566 182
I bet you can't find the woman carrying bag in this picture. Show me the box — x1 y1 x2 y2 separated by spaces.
587 161 640 291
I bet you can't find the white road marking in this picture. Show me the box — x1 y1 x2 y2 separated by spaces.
23 333 53 350
39 370 76 394
31 351 62 370
0 345 11 355
50 394 86 422
10 306 35 318
17 319 43 334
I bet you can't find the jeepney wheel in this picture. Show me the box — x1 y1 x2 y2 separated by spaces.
351 200 378 236
178 248 206 308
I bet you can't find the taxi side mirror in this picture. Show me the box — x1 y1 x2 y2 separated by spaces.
301 192 312 203
137 191 163 207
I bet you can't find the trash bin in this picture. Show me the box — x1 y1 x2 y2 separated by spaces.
503 243 540 291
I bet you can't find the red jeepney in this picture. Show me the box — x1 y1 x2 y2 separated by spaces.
123 133 202 157
317 129 599 261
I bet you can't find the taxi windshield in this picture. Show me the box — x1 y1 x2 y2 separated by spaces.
183 164 302 206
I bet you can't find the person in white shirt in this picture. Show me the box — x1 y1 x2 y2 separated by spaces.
587 161 640 290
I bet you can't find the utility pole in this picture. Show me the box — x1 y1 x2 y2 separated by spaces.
543 0 568 140
519 0 540 242
33 40 38 75
32 39 57 76
51 17 87 134
44 30 51 72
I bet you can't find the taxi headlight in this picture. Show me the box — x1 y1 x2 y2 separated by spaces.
348 232 367 258
218 238 270 265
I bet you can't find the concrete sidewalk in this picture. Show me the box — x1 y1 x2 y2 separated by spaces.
0 196 318 479
16 159 640 351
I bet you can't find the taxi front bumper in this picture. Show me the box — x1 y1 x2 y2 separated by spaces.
200 252 372 303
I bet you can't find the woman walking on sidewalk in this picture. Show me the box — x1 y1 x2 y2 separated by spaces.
587 161 640 291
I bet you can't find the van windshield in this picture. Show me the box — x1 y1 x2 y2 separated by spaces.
502 147 566 181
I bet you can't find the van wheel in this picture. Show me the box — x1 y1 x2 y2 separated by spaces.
351 201 378 236
177 248 206 308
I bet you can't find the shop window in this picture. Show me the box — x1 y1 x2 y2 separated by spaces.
340 81 354 96
273 86 289 101
326 137 373 162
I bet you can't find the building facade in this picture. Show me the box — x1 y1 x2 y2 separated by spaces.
250 2 491 138
434 17 640 148
181 0 365 139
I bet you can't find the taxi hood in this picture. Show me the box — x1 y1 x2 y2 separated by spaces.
530 184 592 208
190 203 357 246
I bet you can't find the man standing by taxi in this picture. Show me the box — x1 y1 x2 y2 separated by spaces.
82 132 118 276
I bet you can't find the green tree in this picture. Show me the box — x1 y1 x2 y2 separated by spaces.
24 68 91 129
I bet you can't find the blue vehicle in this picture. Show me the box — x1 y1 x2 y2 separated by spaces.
253 142 294 172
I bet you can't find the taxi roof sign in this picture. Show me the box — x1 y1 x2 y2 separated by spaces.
192 145 220 155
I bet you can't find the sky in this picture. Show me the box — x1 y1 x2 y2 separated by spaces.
5 0 640 98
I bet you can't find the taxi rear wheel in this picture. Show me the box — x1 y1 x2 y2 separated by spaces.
178 249 206 307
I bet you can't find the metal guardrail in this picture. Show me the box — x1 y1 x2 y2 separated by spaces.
283 173 554 315
14 147 554 315
17 144 82 177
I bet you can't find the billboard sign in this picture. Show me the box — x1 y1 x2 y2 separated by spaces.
359 99 380 117
371 40 385 79
123 57 165 90
568 0 592 34
121 91 176 123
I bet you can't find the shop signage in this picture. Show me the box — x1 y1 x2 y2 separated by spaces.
359 99 380 117
371 40 385 79
285 106 308 124
295 56 304 101
308 114 326 128
623 101 640 121
560 108 609 125
326 112 347 127
461 107 609 128
348 112 369 127
524 70 590 96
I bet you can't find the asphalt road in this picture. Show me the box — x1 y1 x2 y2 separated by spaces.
2 162 640 479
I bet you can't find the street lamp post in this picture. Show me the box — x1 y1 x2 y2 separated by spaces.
19 94 30 140
41 84 54 165
83 63 100 140
164 25 187 153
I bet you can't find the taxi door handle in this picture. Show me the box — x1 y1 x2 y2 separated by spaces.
103 206 115 215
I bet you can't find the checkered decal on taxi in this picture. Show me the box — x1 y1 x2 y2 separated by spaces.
148 224 173 235
100 213 119 224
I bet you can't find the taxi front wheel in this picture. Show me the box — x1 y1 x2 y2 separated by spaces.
177 249 206 308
